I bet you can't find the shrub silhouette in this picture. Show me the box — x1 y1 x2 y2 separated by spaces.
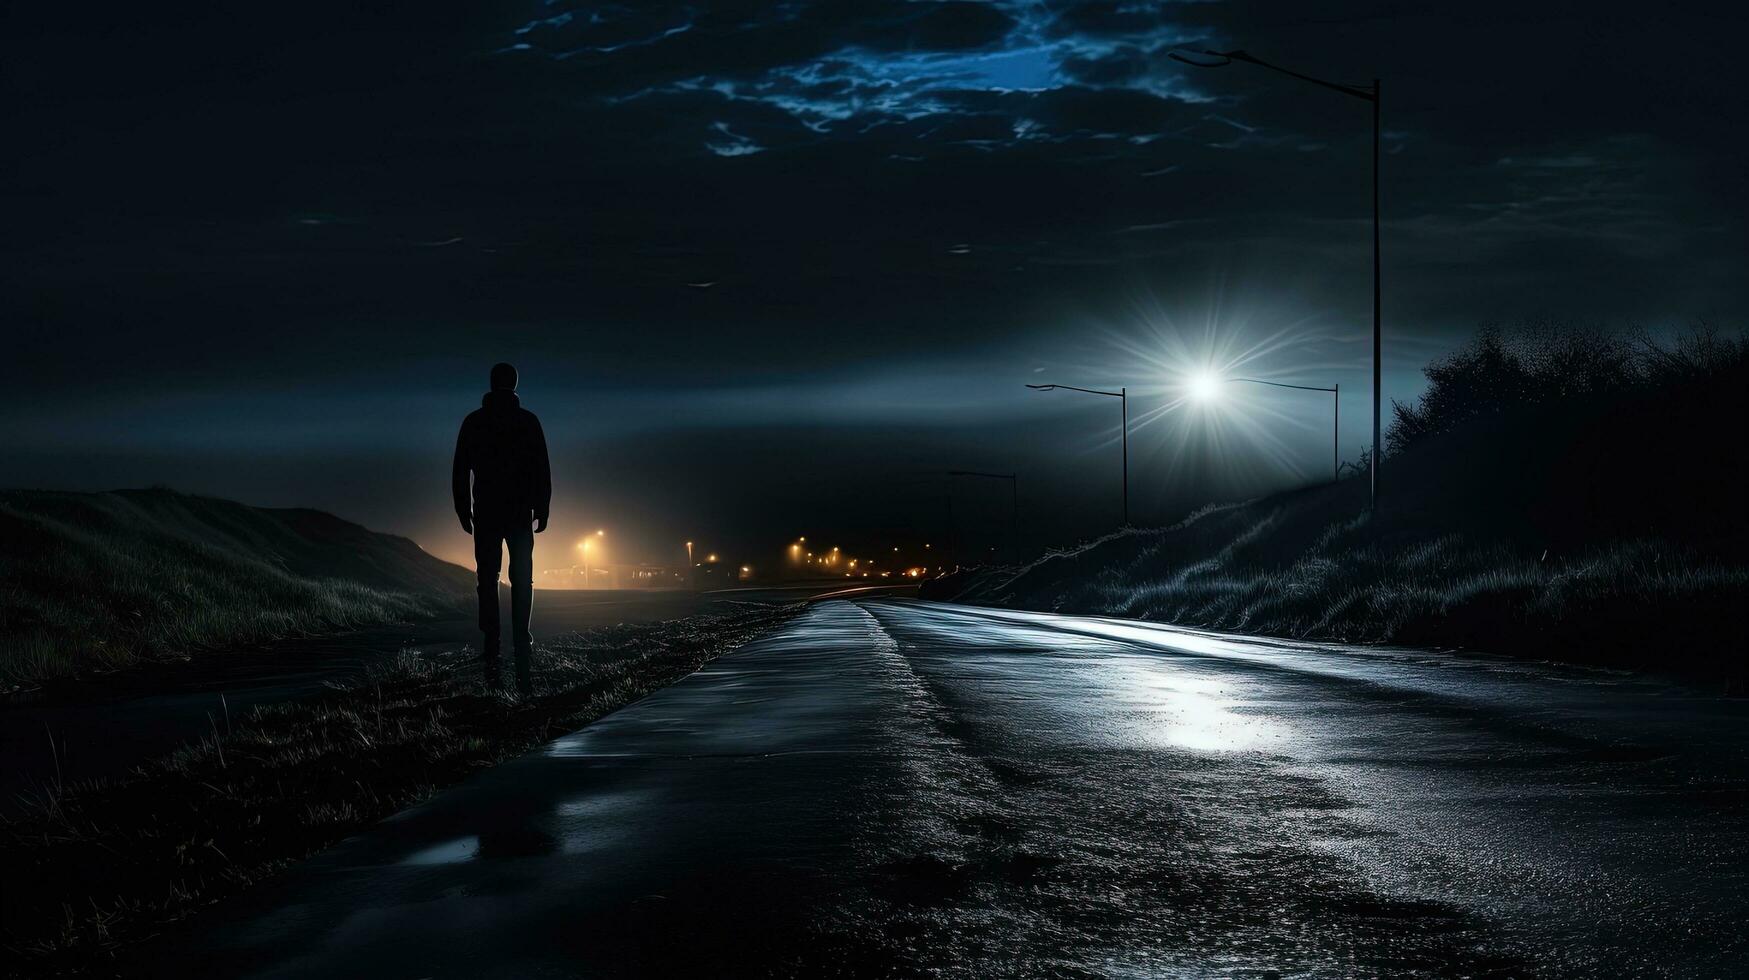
1389 321 1743 457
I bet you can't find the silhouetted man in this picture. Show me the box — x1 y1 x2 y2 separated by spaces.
453 362 551 691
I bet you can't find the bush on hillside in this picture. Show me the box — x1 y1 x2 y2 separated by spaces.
1387 322 1744 456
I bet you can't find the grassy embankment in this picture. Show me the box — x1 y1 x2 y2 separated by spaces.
0 488 474 690
1 601 800 974
927 325 1747 682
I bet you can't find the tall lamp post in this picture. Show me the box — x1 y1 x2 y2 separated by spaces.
1220 378 1340 483
1026 383 1128 526
575 529 606 589
1170 47 1381 510
947 470 1021 558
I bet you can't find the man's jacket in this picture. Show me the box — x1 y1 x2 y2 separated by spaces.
453 390 552 528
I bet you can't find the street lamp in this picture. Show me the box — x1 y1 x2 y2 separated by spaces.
1169 46 1381 511
1200 377 1341 483
1027 383 1128 526
577 533 603 589
947 470 1021 559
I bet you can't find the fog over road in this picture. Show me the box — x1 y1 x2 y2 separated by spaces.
155 600 1748 978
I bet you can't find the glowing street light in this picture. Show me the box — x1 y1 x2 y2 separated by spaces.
1169 45 1382 510
577 534 604 589
1189 371 1223 403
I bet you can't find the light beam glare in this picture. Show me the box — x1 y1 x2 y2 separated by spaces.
1036 274 1357 510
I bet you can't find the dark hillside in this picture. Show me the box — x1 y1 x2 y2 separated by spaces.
0 489 471 688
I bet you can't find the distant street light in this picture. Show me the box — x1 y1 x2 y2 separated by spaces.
577 533 602 589
1214 377 1341 483
947 470 1020 559
1027 383 1129 526
1170 46 1382 511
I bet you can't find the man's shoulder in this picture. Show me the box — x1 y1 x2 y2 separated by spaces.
459 404 539 428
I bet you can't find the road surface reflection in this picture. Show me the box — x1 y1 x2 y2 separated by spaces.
151 598 1749 978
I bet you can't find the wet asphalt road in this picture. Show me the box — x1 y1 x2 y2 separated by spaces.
147 599 1748 978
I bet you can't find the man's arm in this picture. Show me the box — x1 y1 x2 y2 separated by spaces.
452 418 473 534
531 415 552 533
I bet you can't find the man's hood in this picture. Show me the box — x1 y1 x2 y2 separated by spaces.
482 390 520 411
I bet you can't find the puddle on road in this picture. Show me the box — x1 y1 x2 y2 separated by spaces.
1114 663 1278 753
399 827 561 866
401 836 479 865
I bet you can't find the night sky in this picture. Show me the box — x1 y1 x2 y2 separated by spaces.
5 2 1745 571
